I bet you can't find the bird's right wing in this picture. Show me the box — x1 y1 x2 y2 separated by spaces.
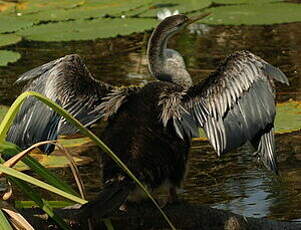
174 50 289 173
7 54 114 153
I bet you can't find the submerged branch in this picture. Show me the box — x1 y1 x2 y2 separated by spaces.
19 201 301 230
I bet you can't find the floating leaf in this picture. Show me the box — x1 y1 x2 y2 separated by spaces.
0 1 15 13
275 100 301 134
0 15 34 33
14 0 85 14
18 18 157 42
212 0 281 4
0 34 22 48
19 0 154 22
13 153 93 171
0 50 21 66
200 3 301 25
129 0 211 17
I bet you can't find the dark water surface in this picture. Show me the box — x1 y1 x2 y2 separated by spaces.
1 22 301 220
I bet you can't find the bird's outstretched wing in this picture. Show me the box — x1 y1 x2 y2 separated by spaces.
175 50 289 173
7 54 114 153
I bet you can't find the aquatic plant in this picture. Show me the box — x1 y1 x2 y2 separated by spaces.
0 91 175 229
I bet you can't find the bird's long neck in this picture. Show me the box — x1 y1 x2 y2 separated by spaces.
147 25 192 89
147 26 170 79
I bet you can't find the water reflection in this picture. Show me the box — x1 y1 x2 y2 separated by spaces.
212 170 273 218
0 22 301 220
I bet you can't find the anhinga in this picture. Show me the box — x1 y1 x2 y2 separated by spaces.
7 13 288 217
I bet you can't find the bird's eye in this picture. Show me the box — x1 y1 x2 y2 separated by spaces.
177 21 185 27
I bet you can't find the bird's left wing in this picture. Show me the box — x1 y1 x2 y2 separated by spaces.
173 50 288 172
7 54 115 153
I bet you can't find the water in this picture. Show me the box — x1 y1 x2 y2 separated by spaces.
1 22 301 220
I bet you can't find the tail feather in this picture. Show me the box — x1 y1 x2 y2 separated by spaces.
251 126 278 174
79 179 134 218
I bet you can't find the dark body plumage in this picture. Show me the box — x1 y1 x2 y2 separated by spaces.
7 14 289 218
102 82 189 191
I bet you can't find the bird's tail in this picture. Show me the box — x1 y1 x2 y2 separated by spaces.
79 178 135 218
251 126 278 174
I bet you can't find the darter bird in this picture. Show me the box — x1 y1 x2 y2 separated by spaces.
7 13 288 218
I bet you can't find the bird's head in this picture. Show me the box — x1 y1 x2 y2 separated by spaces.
156 13 211 35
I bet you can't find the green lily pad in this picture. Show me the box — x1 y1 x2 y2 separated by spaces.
19 0 154 22
18 18 157 42
212 0 281 4
0 15 34 33
275 100 301 134
14 0 85 14
200 2 301 25
0 50 21 66
0 34 22 48
0 0 153 23
13 153 93 171
0 1 15 13
195 100 301 141
129 0 211 17
2 0 148 32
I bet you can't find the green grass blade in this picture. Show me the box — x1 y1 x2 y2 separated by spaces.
0 141 78 196
15 201 74 209
0 91 175 230
0 209 13 230
0 156 71 230
0 93 26 142
10 176 72 230
0 164 87 205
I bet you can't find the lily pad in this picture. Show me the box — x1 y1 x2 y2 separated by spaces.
18 18 157 42
200 2 301 25
195 100 301 141
6 0 152 22
275 100 301 134
14 0 85 14
0 15 34 33
0 34 22 48
129 0 212 17
13 153 93 171
0 1 15 13
0 0 155 34
0 50 21 66
212 0 281 4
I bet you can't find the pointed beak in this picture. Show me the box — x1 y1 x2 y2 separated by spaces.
185 12 211 26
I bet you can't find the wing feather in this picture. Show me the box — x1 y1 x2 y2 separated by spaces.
179 50 289 173
7 54 113 153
